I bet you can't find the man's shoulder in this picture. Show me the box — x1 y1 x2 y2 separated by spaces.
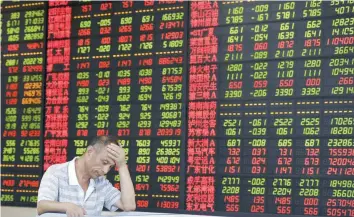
45 161 69 177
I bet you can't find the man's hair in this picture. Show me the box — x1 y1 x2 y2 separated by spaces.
88 135 119 152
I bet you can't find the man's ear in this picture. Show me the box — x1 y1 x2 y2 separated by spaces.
86 146 95 157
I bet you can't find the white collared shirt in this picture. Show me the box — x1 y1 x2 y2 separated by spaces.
37 157 121 215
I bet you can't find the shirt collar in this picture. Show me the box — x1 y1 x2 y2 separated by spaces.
68 157 95 188
68 157 79 185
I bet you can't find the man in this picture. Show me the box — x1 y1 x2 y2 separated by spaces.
37 136 136 217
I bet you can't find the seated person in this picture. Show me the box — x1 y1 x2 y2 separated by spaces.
37 135 136 217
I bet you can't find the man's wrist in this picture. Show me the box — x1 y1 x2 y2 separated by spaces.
62 202 71 212
116 161 127 168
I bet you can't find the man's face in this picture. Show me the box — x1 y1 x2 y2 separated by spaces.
87 146 115 179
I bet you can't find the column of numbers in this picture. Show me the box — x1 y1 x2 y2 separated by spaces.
92 2 112 136
275 60 295 97
245 113 267 175
296 110 321 176
295 178 320 216
243 108 267 213
300 32 323 97
327 1 354 96
70 3 92 145
19 8 45 170
1 10 21 173
270 178 292 215
247 177 266 213
324 96 354 217
154 13 186 204
271 112 294 175
250 61 268 98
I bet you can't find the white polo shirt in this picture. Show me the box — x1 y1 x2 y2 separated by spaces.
37 157 121 215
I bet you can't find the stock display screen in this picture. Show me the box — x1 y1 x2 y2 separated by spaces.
1 1 354 216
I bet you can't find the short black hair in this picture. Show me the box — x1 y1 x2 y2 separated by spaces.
88 135 119 152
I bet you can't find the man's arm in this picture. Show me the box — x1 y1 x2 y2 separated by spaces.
37 200 66 215
116 163 136 211
37 201 68 214
107 143 136 211
37 166 60 215
37 166 85 216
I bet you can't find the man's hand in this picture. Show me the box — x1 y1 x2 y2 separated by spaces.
65 203 86 217
37 200 86 216
107 143 126 168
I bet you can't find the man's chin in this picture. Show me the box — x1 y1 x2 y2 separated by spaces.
92 174 104 178
91 173 99 179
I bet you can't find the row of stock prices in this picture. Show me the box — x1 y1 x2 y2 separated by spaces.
0 0 354 216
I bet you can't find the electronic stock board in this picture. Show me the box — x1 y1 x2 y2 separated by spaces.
1 1 354 216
